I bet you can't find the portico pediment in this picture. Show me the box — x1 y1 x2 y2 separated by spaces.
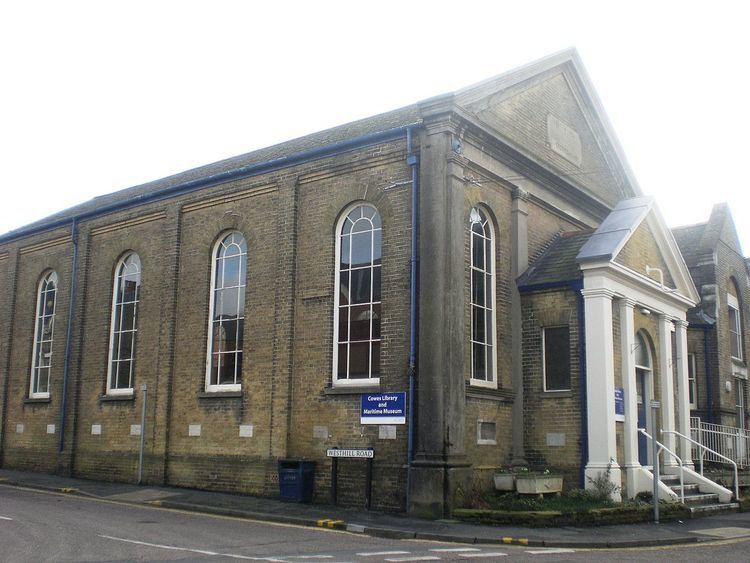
576 197 699 307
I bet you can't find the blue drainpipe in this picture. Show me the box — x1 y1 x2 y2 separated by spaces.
58 218 78 456
405 126 419 510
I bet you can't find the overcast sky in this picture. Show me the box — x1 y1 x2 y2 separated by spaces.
2 1 748 252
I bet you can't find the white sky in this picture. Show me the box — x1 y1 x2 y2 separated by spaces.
1 1 748 252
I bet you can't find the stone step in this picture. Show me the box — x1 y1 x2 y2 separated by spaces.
687 502 740 517
679 492 720 506
669 483 700 495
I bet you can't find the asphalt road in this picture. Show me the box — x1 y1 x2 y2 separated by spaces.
1 485 749 562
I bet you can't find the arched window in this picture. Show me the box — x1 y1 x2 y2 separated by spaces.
333 203 382 385
206 232 247 391
469 207 497 387
106 253 141 394
728 280 743 361
30 271 58 399
635 331 652 370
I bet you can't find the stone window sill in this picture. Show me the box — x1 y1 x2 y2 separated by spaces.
324 385 380 396
465 384 514 402
542 390 573 398
24 397 51 405
198 391 243 399
100 394 135 402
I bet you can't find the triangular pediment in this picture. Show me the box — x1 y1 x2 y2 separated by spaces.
454 49 639 209
577 197 699 304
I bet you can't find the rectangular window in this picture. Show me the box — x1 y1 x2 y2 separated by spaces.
687 353 697 409
543 326 570 391
728 294 742 360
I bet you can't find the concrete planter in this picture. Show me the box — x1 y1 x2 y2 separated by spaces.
493 473 516 491
515 474 563 497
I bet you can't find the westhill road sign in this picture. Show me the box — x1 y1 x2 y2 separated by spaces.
326 448 374 458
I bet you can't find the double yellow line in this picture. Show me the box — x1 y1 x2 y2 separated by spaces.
316 518 345 529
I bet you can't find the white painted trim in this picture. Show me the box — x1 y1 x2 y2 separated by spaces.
331 202 382 388
29 271 57 400
469 206 498 389
105 253 140 396
204 232 245 393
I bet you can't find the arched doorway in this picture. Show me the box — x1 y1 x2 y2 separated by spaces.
634 331 654 466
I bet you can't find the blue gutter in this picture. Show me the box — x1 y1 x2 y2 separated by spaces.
0 124 419 245
58 219 78 454
405 127 419 510
518 277 588 488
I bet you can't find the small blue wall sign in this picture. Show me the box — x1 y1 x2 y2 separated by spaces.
615 387 625 422
361 392 406 425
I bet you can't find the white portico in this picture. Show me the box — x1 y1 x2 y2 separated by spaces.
576 197 699 500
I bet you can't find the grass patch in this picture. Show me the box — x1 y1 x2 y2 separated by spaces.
456 490 691 527
477 491 615 513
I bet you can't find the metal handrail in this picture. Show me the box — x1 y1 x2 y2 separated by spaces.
638 428 684 503
662 429 740 501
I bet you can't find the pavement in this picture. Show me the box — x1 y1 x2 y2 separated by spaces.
1 468 749 549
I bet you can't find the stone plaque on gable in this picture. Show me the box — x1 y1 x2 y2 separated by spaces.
547 114 582 167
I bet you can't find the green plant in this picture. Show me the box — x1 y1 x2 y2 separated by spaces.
586 459 621 501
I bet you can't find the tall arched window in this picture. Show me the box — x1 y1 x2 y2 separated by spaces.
106 253 141 395
206 232 247 391
470 207 497 387
634 331 654 464
333 203 382 385
30 271 58 399
728 280 743 361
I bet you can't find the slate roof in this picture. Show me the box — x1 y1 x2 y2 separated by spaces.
517 230 593 288
671 222 707 268
576 196 653 263
2 104 421 240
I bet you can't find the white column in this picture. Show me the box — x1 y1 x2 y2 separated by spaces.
582 287 621 501
619 298 640 498
675 318 693 466
658 314 677 465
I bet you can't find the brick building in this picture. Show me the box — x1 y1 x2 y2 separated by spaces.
673 204 750 431
0 50 742 517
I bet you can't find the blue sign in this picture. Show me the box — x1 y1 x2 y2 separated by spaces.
361 392 406 425
615 387 625 422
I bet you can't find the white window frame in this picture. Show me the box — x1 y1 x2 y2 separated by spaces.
542 325 571 392
29 271 58 399
105 253 141 396
332 203 382 388
728 293 742 361
469 207 497 388
205 232 247 393
687 353 698 410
